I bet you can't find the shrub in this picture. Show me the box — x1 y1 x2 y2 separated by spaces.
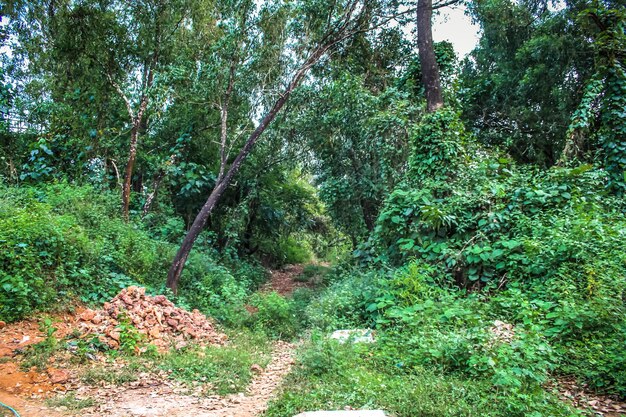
304 268 378 331
266 338 578 417
250 292 299 339
0 183 271 323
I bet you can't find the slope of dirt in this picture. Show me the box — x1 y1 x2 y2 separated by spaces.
262 264 309 296
0 390 66 417
0 311 79 358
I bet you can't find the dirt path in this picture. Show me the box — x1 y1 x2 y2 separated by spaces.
83 340 296 417
261 264 308 296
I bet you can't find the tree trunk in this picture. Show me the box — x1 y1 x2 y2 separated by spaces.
122 125 139 220
166 91 293 293
142 169 166 217
417 0 444 112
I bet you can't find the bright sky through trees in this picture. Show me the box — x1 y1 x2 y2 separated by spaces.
433 5 479 57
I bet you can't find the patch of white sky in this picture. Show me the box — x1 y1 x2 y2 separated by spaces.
432 4 480 58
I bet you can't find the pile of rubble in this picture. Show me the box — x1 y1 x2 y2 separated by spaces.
77 286 227 352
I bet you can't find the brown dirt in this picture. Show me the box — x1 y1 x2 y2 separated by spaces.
0 363 66 397
0 311 80 359
0 390 65 417
0 314 78 417
78 340 296 417
261 264 310 296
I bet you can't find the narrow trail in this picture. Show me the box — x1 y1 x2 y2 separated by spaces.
84 340 296 417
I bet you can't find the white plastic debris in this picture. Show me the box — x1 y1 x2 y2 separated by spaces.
329 329 375 344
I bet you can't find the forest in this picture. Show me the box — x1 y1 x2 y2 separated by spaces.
0 0 625 416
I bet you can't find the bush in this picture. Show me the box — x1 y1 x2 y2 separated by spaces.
266 337 578 417
0 183 271 323
295 264 331 284
277 236 314 265
352 112 626 398
304 267 378 331
250 292 299 339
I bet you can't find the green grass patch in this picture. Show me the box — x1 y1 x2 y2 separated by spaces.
295 264 331 284
80 360 146 385
265 338 581 417
45 393 96 411
158 330 271 395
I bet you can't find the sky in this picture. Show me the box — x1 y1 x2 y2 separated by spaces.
432 5 480 58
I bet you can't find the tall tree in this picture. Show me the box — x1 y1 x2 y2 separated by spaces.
103 1 190 220
460 0 606 165
417 0 443 111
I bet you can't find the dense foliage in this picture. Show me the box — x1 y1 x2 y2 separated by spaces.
1 0 625 415
0 183 270 322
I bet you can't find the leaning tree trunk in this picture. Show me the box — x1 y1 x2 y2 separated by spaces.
166 41 335 293
122 125 139 220
166 92 293 293
417 0 443 112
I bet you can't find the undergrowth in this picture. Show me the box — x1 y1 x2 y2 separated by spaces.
266 338 579 417
0 183 267 323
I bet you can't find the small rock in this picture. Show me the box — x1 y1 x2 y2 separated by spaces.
48 369 70 384
330 329 376 344
80 310 96 322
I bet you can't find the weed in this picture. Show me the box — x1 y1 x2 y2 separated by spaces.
81 361 145 385
46 393 95 410
158 331 270 395
250 292 298 339
295 264 330 284
116 312 145 355
266 340 580 417
20 317 61 370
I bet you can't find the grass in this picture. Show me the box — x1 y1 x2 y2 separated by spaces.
46 393 96 411
295 264 331 284
80 329 272 395
19 318 62 371
265 338 581 417
158 329 271 395
81 360 146 385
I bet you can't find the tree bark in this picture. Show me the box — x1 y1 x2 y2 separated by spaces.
122 126 138 220
417 0 444 112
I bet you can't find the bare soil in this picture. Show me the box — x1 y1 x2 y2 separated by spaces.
79 340 295 417
0 267 305 417
262 264 310 296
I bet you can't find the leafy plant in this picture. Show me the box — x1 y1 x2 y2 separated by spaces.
250 292 299 339
20 317 61 370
